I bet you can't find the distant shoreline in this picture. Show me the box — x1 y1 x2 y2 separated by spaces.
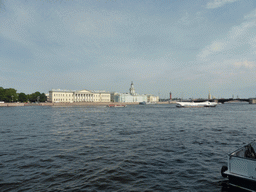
0 101 175 107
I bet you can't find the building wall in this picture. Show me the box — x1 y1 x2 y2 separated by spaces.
112 93 147 102
49 89 110 103
147 95 159 103
93 93 111 102
111 82 158 103
110 92 118 102
49 90 74 103
100 93 111 102
74 90 94 102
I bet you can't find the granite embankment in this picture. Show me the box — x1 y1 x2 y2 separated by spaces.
0 103 53 107
0 101 174 107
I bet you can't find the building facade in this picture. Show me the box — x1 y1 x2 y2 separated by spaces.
111 82 159 103
49 90 74 103
147 94 159 103
113 93 147 103
49 89 110 103
73 90 110 103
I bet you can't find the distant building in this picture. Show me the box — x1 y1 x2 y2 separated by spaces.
49 83 158 103
49 89 110 103
111 82 159 103
49 89 74 103
147 94 159 103
45 93 49 101
208 92 211 100
73 90 110 102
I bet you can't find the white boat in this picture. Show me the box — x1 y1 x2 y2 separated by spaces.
139 101 156 105
176 101 217 108
221 141 256 191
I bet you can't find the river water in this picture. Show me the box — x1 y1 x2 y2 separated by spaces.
1 103 256 192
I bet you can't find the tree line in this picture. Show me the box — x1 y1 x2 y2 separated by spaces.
0 87 47 103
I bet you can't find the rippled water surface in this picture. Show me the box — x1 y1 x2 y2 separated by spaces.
1 103 256 191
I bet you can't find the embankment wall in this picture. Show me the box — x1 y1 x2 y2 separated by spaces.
0 101 175 107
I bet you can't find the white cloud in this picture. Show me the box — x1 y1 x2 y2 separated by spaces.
1 0 256 98
197 8 256 61
206 0 240 9
233 60 256 69
197 41 226 60
244 8 256 20
228 21 256 39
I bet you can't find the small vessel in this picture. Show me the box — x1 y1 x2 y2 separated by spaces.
176 101 217 108
139 101 156 105
107 104 127 107
221 141 256 191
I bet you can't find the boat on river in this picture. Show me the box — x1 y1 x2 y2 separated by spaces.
107 104 127 108
139 101 156 105
176 101 217 108
221 141 256 191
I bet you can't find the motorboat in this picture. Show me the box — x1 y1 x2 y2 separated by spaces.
107 104 127 107
139 101 156 105
176 101 217 108
221 141 256 191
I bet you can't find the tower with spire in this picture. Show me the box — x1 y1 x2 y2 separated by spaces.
208 91 211 100
129 81 136 96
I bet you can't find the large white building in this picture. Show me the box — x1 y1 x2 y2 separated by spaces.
49 89 111 103
111 82 159 103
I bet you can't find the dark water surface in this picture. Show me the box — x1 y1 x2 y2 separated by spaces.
1 103 256 192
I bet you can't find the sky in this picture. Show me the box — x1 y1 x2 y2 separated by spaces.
1 0 256 99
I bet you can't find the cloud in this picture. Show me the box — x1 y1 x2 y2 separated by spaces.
1 0 256 98
197 41 227 60
206 0 240 9
244 9 256 20
228 21 256 39
233 60 256 69
197 8 256 61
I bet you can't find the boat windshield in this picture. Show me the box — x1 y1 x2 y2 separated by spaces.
231 141 256 159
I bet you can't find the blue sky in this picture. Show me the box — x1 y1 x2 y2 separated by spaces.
1 0 256 99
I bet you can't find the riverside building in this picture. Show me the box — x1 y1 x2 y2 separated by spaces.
49 89 111 103
111 82 159 103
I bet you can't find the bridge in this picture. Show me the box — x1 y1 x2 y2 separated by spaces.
192 98 256 104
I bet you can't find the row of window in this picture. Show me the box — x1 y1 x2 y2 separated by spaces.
54 99 71 101
54 98 109 102
54 94 72 97
53 93 110 97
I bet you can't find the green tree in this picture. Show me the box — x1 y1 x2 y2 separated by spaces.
0 87 5 101
18 92 28 102
28 91 41 102
5 88 17 102
39 93 47 102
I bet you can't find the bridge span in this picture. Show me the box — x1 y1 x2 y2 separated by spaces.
192 98 256 104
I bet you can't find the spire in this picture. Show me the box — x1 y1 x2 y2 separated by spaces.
129 81 135 95
208 91 211 100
